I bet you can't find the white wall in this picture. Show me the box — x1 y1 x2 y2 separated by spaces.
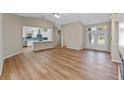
61 22 84 50
2 14 56 58
22 17 54 30
3 14 23 58
53 27 60 46
0 14 3 60
0 14 59 75
0 14 3 75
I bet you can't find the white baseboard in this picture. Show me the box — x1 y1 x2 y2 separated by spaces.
83 47 110 52
118 64 122 80
66 47 82 50
111 59 121 63
0 59 4 76
4 51 22 59
0 51 22 76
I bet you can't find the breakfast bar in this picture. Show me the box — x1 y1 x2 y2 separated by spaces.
32 40 54 51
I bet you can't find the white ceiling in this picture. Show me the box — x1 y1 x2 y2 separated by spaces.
15 13 111 28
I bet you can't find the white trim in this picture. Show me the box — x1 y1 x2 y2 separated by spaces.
112 44 119 46
111 59 121 63
66 47 83 50
32 47 53 51
118 64 122 80
0 59 4 76
0 60 4 76
0 51 22 76
83 47 110 52
4 51 22 59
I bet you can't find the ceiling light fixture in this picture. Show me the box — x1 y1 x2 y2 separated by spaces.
53 13 60 18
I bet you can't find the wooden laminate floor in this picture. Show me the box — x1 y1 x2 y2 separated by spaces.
0 47 118 80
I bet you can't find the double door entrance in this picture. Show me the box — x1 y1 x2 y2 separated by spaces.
87 25 108 51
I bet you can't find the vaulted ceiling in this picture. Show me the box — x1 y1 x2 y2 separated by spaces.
15 13 111 28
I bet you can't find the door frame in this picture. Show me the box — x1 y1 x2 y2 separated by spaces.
86 25 108 51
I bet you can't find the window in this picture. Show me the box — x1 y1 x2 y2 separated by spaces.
98 25 107 31
88 26 96 31
98 33 105 45
33 30 38 38
89 33 95 44
103 25 107 31
98 25 103 30
88 27 91 31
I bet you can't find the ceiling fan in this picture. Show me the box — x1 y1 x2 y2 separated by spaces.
53 13 60 18
40 13 69 18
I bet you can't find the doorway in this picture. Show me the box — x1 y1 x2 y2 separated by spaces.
87 25 108 51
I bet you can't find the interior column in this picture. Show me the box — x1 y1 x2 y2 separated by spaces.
111 13 120 63
0 13 4 76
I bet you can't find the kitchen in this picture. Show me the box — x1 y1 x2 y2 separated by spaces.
22 26 54 51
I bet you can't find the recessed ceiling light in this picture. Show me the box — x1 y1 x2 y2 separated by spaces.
53 13 60 18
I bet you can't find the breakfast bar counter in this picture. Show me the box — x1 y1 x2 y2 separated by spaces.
32 40 54 51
